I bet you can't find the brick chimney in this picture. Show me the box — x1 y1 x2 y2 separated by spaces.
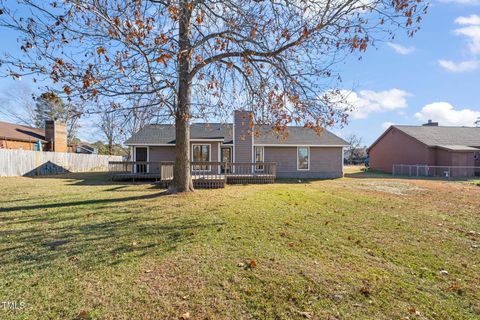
422 119 439 126
233 110 254 162
45 120 68 152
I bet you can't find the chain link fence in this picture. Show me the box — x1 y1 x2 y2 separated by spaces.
392 164 480 179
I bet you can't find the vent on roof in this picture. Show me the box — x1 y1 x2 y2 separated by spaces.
423 120 439 127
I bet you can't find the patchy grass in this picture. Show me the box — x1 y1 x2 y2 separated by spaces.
0 173 479 319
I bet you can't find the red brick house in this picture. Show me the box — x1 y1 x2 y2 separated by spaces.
369 121 480 173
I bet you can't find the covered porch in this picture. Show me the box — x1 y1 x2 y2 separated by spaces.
108 161 277 188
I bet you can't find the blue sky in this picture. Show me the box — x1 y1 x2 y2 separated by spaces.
335 0 480 145
0 0 479 145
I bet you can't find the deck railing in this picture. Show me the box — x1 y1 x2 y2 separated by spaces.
109 161 276 184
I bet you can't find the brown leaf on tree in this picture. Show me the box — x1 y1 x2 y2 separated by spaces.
196 10 205 24
63 85 72 95
250 27 257 39
96 47 106 55
156 53 173 66
302 26 309 38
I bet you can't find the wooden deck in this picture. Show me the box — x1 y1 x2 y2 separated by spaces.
109 161 276 188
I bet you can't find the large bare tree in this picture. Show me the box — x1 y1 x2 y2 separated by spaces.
0 0 427 192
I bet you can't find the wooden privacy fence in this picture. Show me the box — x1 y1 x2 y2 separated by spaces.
0 149 122 177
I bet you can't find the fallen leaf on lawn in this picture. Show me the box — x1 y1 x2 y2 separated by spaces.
145 270 153 273
180 311 190 319
408 306 421 316
75 310 89 320
360 281 371 297
298 311 312 318
447 282 464 295
248 259 257 268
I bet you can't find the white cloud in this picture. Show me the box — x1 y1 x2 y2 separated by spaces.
438 59 480 72
454 25 480 54
439 15 480 73
414 102 480 126
387 42 415 55
455 14 480 25
338 89 411 120
382 121 395 130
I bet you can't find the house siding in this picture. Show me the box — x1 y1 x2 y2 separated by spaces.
233 110 253 162
264 146 343 178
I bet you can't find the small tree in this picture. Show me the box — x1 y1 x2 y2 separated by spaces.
98 108 121 155
345 133 364 164
0 0 427 192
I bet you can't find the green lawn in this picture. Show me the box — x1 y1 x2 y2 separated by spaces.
0 173 479 319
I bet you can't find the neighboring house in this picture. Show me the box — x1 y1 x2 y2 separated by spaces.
71 143 98 154
0 119 68 153
125 110 348 179
369 121 480 173
0 120 47 150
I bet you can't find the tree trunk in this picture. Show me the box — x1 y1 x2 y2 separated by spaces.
169 0 194 193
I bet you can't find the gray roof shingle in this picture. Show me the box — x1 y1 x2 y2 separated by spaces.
125 123 347 146
394 125 480 147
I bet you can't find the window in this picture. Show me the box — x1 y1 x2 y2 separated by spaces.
192 144 211 171
297 147 309 170
254 146 264 171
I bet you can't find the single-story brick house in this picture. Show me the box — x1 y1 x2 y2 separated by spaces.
125 110 348 179
0 120 47 151
369 121 480 173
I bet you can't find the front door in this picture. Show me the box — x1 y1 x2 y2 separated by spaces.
221 147 232 173
135 147 148 173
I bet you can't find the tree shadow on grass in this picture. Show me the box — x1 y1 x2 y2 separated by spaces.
0 214 224 276
0 186 225 275
26 172 160 187
0 191 170 213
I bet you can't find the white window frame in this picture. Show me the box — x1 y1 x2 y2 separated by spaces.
254 146 264 172
191 143 211 172
297 146 310 171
